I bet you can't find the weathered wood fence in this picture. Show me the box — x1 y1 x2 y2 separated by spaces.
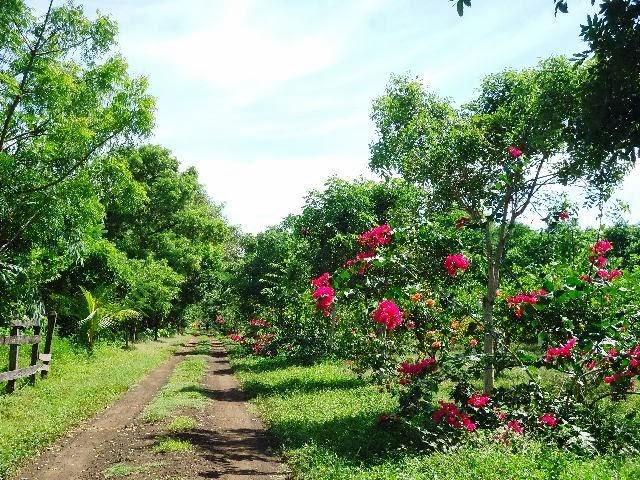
0 311 56 393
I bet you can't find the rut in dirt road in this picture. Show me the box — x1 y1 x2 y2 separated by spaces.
14 337 289 480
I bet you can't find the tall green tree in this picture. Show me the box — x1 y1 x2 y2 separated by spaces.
369 58 601 392
0 0 154 321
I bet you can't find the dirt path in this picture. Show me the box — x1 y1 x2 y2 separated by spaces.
14 337 289 480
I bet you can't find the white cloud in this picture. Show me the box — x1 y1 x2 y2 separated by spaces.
189 153 373 233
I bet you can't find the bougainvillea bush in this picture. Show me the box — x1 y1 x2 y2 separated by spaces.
304 219 640 455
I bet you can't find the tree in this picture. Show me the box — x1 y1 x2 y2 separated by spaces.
370 58 593 392
0 1 154 322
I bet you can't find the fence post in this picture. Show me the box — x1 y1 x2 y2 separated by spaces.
29 317 41 386
6 324 19 393
41 311 56 378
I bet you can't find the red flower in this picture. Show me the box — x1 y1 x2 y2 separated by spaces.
468 393 490 408
558 211 570 221
443 254 471 277
372 299 403 330
508 146 523 158
398 357 437 376
586 359 597 370
506 290 546 318
229 334 243 343
507 419 524 434
432 401 476 431
249 318 270 327
544 337 577 363
589 255 608 268
604 373 621 384
312 272 330 288
358 224 392 251
312 286 335 316
539 413 558 428
591 239 613 255
597 269 623 281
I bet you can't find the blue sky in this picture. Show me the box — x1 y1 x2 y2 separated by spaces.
37 0 640 231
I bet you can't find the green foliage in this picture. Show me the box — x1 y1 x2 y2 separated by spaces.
227 344 640 479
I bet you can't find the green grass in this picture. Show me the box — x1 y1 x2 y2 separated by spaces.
102 461 165 478
168 415 198 432
152 438 193 453
0 335 186 480
226 343 640 480
142 337 210 422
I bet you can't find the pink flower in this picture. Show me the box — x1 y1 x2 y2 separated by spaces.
312 286 335 316
372 299 403 330
591 239 613 255
586 360 597 370
469 337 479 347
468 393 490 409
311 272 330 288
443 254 471 277
539 413 558 428
507 420 524 434
544 337 577 363
229 334 243 343
506 290 546 318
508 146 523 158
358 224 392 251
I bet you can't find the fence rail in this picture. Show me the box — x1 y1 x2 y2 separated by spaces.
1 312 56 393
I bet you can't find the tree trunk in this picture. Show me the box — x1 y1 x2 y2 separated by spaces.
482 222 500 394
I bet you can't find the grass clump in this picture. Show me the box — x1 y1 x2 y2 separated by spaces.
226 344 640 480
0 335 185 479
153 438 193 453
142 337 210 423
102 461 165 478
168 415 198 432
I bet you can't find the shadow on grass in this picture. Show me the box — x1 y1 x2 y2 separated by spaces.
240 376 364 398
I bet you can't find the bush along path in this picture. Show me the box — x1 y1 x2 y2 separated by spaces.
13 336 289 480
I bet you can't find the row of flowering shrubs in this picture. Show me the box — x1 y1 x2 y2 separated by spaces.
301 215 640 454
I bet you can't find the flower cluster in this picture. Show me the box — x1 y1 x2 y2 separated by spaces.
443 254 471 277
251 333 274 354
602 343 640 385
508 146 523 158
506 289 547 318
585 239 622 283
358 224 392 250
397 357 437 377
544 337 577 363
249 318 270 327
345 224 393 275
311 273 336 316
432 401 476 431
229 333 243 343
467 393 490 408
455 217 470 229
372 299 403 330
539 413 558 428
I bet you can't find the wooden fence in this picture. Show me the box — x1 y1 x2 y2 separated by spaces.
0 311 56 393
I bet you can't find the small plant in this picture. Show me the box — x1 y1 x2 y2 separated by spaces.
153 438 192 453
168 416 197 432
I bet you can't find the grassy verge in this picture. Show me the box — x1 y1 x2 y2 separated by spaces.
225 343 640 480
0 335 187 479
142 337 210 422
